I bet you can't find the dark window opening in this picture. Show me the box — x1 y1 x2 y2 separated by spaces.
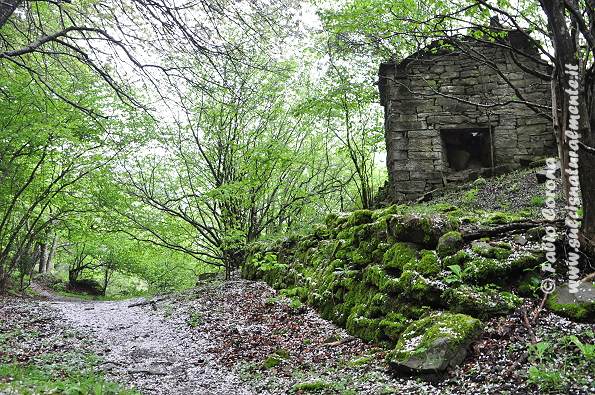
441 128 492 171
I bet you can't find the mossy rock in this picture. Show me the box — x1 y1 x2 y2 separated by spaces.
312 224 332 240
485 211 519 225
442 284 523 318
348 209 374 226
346 310 382 342
443 250 471 267
546 283 595 323
509 253 543 271
437 231 464 258
471 240 511 259
386 311 482 373
462 257 508 283
404 250 441 277
525 226 546 241
396 270 442 303
383 242 417 271
363 265 389 288
324 213 343 229
462 252 543 285
386 214 455 248
297 237 319 251
378 312 411 343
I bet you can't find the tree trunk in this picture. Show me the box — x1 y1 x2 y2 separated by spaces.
0 264 6 292
0 0 22 29
541 0 595 257
38 243 48 273
46 235 57 273
578 78 595 254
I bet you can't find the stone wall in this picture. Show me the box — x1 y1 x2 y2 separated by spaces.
379 36 556 202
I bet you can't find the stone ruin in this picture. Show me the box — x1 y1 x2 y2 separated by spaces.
378 32 557 202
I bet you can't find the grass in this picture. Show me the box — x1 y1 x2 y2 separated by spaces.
0 363 138 395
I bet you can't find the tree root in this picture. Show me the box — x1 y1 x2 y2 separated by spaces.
462 220 563 241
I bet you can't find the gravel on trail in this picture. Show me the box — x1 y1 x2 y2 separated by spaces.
45 290 255 395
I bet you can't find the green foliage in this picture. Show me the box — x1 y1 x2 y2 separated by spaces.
524 332 595 391
569 335 595 360
253 253 285 272
444 264 472 285
529 341 551 364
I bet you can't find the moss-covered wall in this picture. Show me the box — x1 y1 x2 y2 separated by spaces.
242 205 547 372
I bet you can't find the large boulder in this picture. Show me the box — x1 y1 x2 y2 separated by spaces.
546 282 595 323
386 311 482 373
386 214 455 248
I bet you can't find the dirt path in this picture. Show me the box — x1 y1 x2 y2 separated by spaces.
44 293 256 395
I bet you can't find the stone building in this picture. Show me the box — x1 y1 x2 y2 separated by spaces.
378 32 556 202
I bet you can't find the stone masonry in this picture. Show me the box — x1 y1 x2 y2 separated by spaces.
378 33 556 202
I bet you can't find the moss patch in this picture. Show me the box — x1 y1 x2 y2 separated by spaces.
404 250 441 277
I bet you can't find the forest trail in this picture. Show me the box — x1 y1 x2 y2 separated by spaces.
43 291 256 395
